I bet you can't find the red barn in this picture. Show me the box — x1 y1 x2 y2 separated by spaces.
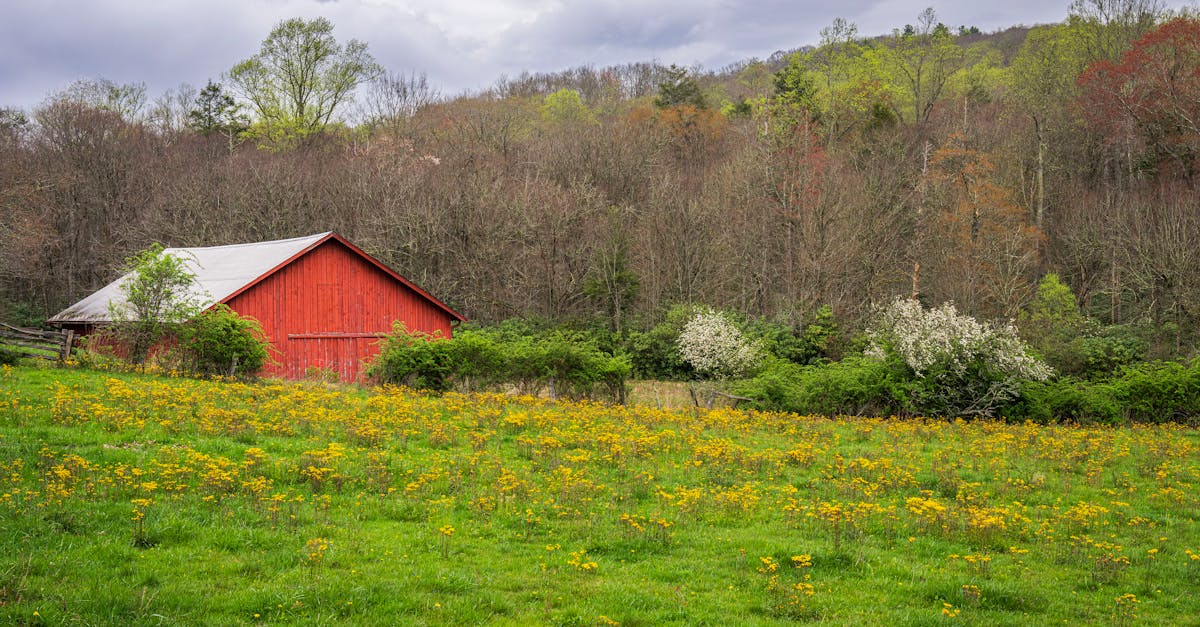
49 232 465 382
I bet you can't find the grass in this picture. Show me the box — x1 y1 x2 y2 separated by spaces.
0 362 1198 625
626 380 694 409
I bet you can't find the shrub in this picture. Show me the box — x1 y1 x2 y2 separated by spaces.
178 304 271 377
865 298 1051 418
1071 327 1147 378
1110 360 1200 424
0 347 19 366
1005 360 1200 425
368 324 454 391
735 356 908 416
745 305 842 366
445 331 505 389
1011 380 1122 425
368 326 630 402
677 308 761 380
623 305 700 380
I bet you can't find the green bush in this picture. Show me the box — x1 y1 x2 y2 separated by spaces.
0 347 20 366
735 356 908 417
446 331 505 389
1005 360 1200 425
623 305 700 380
1110 360 1200 424
368 324 455 391
1073 328 1147 377
745 305 842 366
1009 380 1122 425
178 304 271 377
368 326 630 402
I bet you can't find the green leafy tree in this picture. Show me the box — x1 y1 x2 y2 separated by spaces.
883 7 964 124
541 88 598 125
1068 0 1167 63
226 17 382 141
108 244 207 365
807 18 870 136
772 53 820 125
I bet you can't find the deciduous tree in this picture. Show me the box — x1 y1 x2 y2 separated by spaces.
226 17 381 141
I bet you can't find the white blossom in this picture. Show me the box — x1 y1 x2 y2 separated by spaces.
866 298 1052 381
677 309 761 379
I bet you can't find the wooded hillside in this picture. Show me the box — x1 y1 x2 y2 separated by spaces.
1 3 1197 359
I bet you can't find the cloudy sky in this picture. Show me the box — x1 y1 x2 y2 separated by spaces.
0 0 1194 112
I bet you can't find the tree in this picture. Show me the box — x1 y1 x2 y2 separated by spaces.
60 78 148 121
583 207 639 334
360 70 440 130
1078 18 1200 182
1019 273 1089 372
807 18 870 138
1068 0 1167 63
654 65 707 109
188 80 247 136
0 108 29 147
926 135 1043 318
1009 24 1089 229
108 244 207 365
541 88 597 126
885 8 964 124
772 53 820 125
148 83 199 138
226 17 382 140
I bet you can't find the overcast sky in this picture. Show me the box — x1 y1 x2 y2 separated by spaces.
1 0 1195 112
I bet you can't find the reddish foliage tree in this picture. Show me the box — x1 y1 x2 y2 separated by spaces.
1079 18 1200 182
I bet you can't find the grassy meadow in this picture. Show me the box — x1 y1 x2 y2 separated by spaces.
1 363 1198 625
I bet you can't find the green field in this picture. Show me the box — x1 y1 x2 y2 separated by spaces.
1 363 1198 625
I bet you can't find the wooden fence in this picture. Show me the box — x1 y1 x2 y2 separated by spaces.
0 323 75 362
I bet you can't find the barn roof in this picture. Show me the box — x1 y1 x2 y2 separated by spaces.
49 232 466 324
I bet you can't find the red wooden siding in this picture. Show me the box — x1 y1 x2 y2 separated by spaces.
225 239 454 382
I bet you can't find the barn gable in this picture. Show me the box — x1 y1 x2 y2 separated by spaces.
50 232 464 381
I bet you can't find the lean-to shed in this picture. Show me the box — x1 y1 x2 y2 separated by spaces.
49 232 465 382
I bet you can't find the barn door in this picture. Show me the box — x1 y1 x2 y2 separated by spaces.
286 336 360 382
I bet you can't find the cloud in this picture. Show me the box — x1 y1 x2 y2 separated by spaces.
0 0 1190 113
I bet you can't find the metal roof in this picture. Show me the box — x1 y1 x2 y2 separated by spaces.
49 232 332 324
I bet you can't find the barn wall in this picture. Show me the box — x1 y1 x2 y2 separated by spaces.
225 240 454 382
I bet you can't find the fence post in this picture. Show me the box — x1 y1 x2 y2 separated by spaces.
61 329 75 362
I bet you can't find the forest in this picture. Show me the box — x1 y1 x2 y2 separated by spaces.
2 1 1198 371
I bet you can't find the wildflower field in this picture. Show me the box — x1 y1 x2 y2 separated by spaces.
1 364 1198 625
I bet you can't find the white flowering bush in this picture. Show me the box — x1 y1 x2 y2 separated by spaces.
865 298 1052 417
677 309 761 380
